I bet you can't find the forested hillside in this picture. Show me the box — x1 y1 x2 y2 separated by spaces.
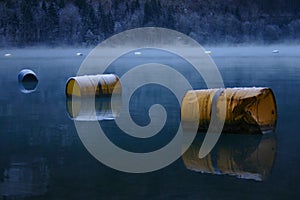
0 0 299 46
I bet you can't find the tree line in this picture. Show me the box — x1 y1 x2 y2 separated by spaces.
0 0 299 46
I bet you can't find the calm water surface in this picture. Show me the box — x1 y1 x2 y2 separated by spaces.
0 46 299 199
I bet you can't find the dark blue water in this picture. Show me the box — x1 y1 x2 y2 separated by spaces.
0 46 299 199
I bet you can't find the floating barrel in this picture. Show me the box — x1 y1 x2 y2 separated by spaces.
18 69 38 82
66 97 121 121
18 69 39 93
182 133 277 181
65 74 121 97
181 87 277 134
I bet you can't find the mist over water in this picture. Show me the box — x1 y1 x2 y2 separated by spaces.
1 44 299 58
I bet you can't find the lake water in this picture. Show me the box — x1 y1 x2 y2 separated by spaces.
0 46 300 199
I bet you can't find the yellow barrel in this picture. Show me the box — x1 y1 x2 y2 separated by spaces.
66 96 121 121
182 133 277 181
181 87 277 134
65 74 121 97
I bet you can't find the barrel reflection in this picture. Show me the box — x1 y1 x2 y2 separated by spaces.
182 133 277 181
66 96 121 121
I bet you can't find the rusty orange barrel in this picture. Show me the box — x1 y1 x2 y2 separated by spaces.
65 74 121 97
181 87 277 134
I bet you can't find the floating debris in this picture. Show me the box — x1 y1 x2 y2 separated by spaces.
4 53 12 57
272 49 279 53
134 51 142 55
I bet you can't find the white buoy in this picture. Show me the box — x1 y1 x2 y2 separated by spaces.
134 51 142 55
205 50 212 55
76 52 83 56
272 50 279 53
4 53 12 57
